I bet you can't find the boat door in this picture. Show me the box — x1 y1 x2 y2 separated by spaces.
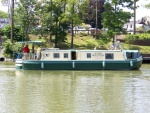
71 51 76 60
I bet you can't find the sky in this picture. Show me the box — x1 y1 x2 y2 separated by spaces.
0 0 150 21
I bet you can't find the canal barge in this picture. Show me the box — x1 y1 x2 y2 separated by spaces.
16 48 143 70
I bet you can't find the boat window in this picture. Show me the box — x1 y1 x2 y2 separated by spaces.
105 53 114 59
87 53 91 58
127 52 132 59
133 52 138 58
53 53 59 58
64 53 68 58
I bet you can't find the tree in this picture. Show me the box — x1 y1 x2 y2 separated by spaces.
14 0 38 41
0 10 9 18
35 0 69 48
144 2 150 9
79 0 104 29
35 0 84 48
1 24 24 41
3 40 22 59
65 0 86 48
102 0 134 44
0 0 11 14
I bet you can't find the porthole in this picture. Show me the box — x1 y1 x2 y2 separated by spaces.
46 53 49 57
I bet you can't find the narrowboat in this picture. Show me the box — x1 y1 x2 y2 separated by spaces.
16 48 143 70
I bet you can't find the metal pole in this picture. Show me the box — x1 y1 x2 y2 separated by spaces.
11 0 14 43
133 0 136 34
95 0 98 39
71 4 74 48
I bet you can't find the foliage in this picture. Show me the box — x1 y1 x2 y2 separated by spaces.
1 24 24 41
98 33 111 44
102 0 135 42
79 0 104 29
61 0 87 48
136 26 144 32
30 0 82 47
146 29 150 33
0 29 4 35
124 33 150 44
14 0 38 40
0 10 9 18
144 3 150 9
126 44 140 50
3 40 22 59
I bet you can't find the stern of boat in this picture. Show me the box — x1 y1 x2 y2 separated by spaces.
15 59 23 70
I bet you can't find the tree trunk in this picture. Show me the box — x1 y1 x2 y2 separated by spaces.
71 19 74 48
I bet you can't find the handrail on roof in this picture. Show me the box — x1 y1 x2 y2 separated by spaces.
17 41 42 44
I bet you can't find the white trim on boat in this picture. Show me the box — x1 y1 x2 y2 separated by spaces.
72 61 75 68
102 61 105 67
41 62 44 69
15 64 22 66
130 61 133 67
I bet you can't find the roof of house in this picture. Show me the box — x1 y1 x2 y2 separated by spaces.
138 16 150 25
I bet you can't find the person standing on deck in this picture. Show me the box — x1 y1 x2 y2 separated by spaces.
36 45 41 60
31 45 35 59
22 44 30 59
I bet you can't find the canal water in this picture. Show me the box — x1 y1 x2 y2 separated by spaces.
0 62 150 113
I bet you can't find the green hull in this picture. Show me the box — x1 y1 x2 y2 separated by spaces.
16 66 22 70
20 59 142 70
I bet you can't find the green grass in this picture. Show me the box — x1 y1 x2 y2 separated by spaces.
29 34 150 54
122 43 150 54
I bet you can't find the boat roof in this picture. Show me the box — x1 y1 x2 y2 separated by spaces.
17 41 42 44
41 49 139 53
123 50 139 52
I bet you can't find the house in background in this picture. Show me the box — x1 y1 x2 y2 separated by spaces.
0 18 10 46
138 16 150 31
123 20 143 34
0 18 10 29
123 16 150 34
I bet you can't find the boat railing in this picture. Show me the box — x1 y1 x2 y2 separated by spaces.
16 52 37 60
16 48 59 60
108 41 124 50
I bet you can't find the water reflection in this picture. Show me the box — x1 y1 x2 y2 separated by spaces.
0 63 150 113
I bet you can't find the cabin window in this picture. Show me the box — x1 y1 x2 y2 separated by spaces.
64 53 68 58
105 53 114 59
133 52 138 58
53 53 59 58
127 52 132 59
87 53 91 58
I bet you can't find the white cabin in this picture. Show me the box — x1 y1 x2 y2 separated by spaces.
41 49 140 61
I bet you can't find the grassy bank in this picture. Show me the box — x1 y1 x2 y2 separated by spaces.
30 34 150 54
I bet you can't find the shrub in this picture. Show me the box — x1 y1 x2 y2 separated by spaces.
3 40 22 59
124 33 150 44
98 33 111 44
1 24 24 41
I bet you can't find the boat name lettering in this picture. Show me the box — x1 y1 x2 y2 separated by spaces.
92 52 104 57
